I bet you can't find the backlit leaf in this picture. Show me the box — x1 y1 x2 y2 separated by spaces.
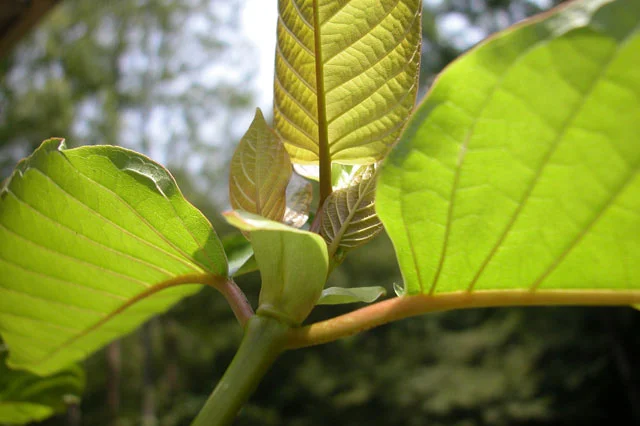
229 108 292 222
377 0 640 300
321 165 383 257
0 139 227 375
274 0 422 165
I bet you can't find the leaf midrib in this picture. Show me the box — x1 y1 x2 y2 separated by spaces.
312 0 332 204
21 273 221 371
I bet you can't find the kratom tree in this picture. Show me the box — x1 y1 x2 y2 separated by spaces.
0 0 639 425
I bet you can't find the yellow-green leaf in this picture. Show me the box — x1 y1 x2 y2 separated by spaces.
274 0 422 165
0 140 227 375
377 0 640 300
229 108 292 222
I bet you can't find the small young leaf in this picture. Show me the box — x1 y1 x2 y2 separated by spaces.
283 172 313 228
224 211 328 325
0 350 85 425
320 165 384 257
0 139 227 375
317 286 387 305
229 108 292 222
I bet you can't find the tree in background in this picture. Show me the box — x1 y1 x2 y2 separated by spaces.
0 0 254 186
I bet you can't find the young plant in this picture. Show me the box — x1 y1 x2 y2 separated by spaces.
0 0 639 424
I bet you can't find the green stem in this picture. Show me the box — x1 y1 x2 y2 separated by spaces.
191 315 290 426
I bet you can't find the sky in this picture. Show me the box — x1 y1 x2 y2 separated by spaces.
241 0 278 113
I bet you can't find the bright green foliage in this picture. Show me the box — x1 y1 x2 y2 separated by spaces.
274 0 422 164
377 0 640 295
317 286 387 305
320 165 383 258
0 139 227 375
0 351 84 424
224 211 328 325
229 109 292 222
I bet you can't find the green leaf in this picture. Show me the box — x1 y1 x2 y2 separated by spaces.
320 165 384 257
0 350 85 425
229 108 292 222
274 0 422 165
377 0 640 297
224 211 329 325
0 139 227 375
317 286 386 305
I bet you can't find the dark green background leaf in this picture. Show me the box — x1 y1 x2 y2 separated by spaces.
0 350 84 425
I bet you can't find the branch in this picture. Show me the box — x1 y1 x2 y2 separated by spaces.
286 290 640 349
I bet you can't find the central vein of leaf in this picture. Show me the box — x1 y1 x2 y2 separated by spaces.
312 0 332 207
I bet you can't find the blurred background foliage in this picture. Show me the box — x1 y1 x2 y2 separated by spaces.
1 0 639 425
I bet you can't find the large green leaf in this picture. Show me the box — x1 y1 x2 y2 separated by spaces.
224 211 329 325
377 0 640 297
0 139 227 375
274 0 422 165
229 109 292 222
0 350 84 425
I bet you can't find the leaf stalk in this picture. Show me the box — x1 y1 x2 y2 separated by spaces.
286 290 640 349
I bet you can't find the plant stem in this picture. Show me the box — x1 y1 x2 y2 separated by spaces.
286 290 640 349
191 315 290 426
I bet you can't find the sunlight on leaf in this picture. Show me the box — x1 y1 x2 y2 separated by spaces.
0 139 227 375
377 0 640 297
274 0 422 165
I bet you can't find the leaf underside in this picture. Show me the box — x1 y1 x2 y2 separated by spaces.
377 0 640 296
0 350 84 425
229 109 292 222
320 165 383 256
274 0 422 164
0 140 227 375
283 171 313 228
